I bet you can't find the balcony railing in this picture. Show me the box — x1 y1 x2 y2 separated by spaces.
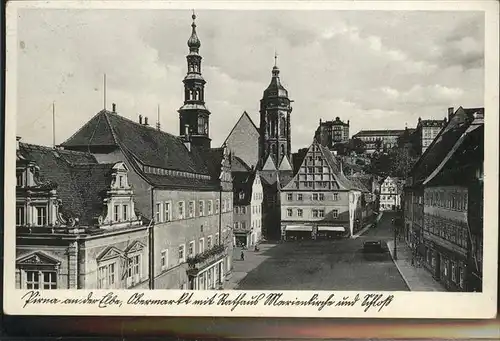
186 244 225 276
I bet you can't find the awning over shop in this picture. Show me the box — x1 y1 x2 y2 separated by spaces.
318 226 345 232
285 225 313 232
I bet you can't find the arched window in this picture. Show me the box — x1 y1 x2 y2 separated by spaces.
281 144 285 156
272 144 277 157
280 117 286 136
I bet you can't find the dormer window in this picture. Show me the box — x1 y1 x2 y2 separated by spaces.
119 176 124 188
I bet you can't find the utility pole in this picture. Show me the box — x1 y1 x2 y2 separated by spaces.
103 74 107 110
149 187 155 290
393 217 398 260
52 101 56 148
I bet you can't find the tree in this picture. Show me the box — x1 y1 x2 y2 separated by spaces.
388 147 418 178
364 146 417 179
331 142 349 156
349 138 366 155
374 138 383 153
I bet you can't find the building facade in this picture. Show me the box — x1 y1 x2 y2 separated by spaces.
16 141 149 290
416 117 447 155
60 14 233 290
379 176 402 211
232 171 263 247
404 106 484 292
280 140 369 240
314 117 350 148
352 129 406 153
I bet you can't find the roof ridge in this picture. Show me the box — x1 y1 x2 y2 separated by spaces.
60 109 107 147
107 110 183 141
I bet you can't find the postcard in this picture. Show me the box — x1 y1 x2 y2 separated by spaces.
3 0 498 318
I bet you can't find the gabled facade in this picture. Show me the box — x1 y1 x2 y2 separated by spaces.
280 140 366 240
16 141 148 290
379 176 402 211
224 111 260 169
60 14 233 290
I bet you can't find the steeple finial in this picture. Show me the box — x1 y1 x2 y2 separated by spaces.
274 50 278 67
188 10 200 51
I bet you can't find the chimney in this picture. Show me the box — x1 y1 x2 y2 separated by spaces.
139 114 143 125
144 117 149 126
448 107 454 120
347 120 350 125
16 136 21 150
112 103 116 113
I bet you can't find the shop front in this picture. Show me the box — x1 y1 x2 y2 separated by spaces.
234 230 251 248
284 225 313 241
316 225 346 239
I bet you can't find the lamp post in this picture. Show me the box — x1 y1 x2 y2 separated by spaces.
393 216 398 260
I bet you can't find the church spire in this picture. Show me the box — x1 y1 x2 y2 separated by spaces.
178 11 211 149
187 10 201 52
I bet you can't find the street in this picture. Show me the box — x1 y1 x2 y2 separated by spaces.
234 212 409 291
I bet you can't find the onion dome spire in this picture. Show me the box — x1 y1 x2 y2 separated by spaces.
188 10 201 52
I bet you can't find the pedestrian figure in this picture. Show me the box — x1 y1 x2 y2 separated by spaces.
240 251 245 261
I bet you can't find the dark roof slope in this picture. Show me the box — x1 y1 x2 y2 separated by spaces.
61 110 209 174
19 143 114 225
411 107 481 184
61 110 226 190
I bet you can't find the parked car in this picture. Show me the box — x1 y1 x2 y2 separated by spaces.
363 240 385 253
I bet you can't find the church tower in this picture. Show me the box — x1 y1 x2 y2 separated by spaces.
178 12 211 149
259 56 292 168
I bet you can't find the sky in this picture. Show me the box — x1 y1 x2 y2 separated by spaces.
15 8 484 152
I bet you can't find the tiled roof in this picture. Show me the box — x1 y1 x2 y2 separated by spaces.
317 144 355 190
353 129 406 137
69 164 116 225
411 107 482 185
232 155 252 172
18 143 114 226
423 118 483 186
61 110 223 190
347 176 370 192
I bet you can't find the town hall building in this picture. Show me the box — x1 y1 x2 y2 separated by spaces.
59 13 234 290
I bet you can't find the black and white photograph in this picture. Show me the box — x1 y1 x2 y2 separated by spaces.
4 0 498 318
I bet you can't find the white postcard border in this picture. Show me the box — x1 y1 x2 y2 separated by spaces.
3 0 499 319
